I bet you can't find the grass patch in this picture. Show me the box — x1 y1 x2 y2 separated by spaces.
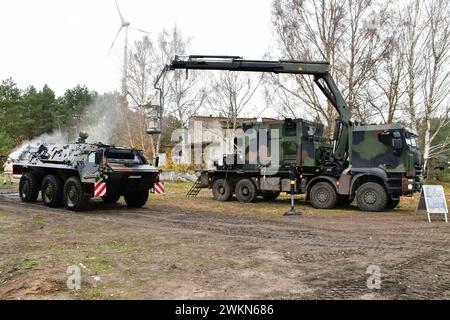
154 180 450 217
17 258 41 271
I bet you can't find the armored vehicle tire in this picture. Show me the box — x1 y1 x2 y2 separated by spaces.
386 198 400 210
212 179 233 201
63 177 90 212
310 182 338 209
41 175 63 208
19 172 40 203
356 182 388 212
262 192 280 201
235 179 258 203
124 190 149 208
101 193 121 204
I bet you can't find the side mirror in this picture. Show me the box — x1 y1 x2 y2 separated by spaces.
392 138 403 150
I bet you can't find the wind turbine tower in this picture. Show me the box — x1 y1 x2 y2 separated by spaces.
109 0 150 98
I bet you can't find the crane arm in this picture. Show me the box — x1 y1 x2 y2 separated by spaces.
169 55 351 124
156 55 352 164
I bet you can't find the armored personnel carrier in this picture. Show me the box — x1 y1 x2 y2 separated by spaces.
12 134 160 211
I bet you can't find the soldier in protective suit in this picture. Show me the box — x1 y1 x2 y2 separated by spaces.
3 157 13 185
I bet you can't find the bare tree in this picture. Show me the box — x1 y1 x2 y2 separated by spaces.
421 0 450 174
271 0 391 135
127 35 159 158
158 27 208 127
271 0 346 136
209 72 263 129
400 0 427 133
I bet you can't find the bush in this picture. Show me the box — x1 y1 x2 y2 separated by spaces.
434 168 450 182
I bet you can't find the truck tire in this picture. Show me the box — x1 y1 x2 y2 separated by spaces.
356 182 388 212
63 176 89 212
124 190 149 208
235 179 257 203
262 192 280 201
19 172 40 203
212 178 232 201
102 193 121 204
41 174 63 208
386 198 400 210
310 182 338 209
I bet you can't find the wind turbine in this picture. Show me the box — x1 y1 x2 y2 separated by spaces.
109 0 150 98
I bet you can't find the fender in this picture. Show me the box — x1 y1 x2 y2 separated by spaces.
349 168 389 198
305 175 338 198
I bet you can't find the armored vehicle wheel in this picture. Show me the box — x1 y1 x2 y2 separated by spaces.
310 182 338 209
41 175 63 208
124 190 149 208
356 182 388 212
235 179 257 203
19 172 40 203
63 177 89 212
101 193 121 204
386 198 400 210
262 192 280 201
212 179 232 201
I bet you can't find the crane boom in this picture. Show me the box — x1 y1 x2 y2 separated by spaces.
160 55 352 164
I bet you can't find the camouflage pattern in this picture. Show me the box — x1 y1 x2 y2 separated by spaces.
13 141 159 197
210 118 422 198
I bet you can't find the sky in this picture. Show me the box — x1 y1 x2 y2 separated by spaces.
0 0 274 96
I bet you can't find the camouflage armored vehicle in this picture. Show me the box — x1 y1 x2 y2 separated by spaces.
12 134 160 211
158 55 423 212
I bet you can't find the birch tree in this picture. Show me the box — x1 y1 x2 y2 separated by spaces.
421 0 450 174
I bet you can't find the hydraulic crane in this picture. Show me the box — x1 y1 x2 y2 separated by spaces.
166 55 351 166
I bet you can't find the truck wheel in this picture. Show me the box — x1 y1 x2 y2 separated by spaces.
235 179 257 203
262 192 280 201
41 175 63 208
19 172 40 203
124 190 149 208
212 179 232 201
63 177 89 212
386 198 400 210
102 193 121 204
310 182 338 209
356 182 388 212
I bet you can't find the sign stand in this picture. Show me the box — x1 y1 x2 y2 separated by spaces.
416 185 448 223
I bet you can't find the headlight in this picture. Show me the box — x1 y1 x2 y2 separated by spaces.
408 184 413 190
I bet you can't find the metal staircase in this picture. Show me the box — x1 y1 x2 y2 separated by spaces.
186 177 202 198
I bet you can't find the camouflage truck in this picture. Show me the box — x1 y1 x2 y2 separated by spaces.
158 55 423 212
12 134 160 211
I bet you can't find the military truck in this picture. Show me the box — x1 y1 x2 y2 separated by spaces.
158 55 423 212
12 134 160 211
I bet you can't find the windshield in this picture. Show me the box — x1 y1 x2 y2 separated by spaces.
105 149 146 165
405 132 418 148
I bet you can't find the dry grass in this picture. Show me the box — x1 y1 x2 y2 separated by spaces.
152 180 450 217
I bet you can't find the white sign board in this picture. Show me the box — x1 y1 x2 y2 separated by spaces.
416 185 448 223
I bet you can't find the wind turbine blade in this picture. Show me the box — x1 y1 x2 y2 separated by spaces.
108 26 123 56
129 26 151 35
115 0 126 25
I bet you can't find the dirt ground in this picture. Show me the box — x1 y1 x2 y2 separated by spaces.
0 180 449 300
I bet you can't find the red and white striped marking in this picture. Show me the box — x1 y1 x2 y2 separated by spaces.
94 182 107 197
154 182 165 195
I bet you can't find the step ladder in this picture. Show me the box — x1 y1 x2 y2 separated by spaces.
186 177 202 198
